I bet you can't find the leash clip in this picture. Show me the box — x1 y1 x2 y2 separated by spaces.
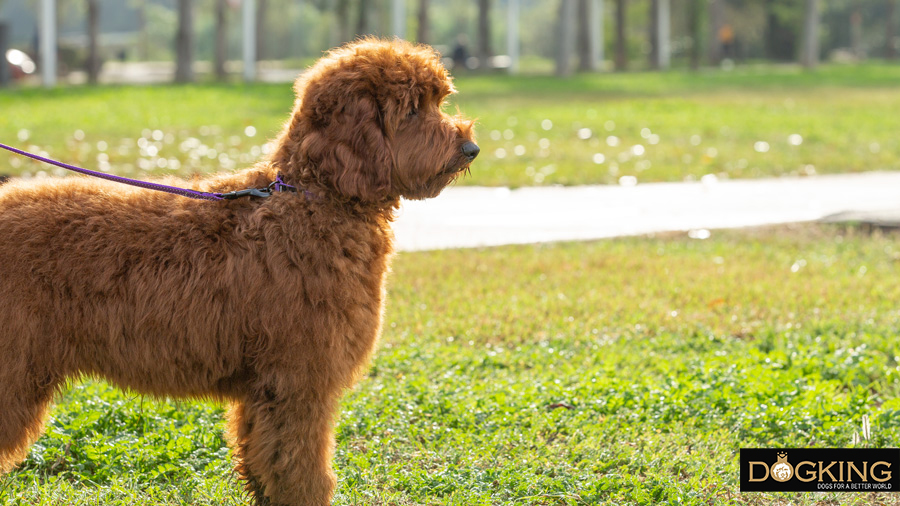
219 188 272 199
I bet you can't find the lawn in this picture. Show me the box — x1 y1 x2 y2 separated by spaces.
2 63 900 187
2 223 899 505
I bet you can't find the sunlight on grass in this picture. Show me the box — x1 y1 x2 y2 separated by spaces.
456 86 900 187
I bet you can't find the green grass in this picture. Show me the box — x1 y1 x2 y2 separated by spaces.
3 224 900 505
2 63 900 187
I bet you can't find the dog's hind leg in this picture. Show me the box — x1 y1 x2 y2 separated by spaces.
227 388 339 506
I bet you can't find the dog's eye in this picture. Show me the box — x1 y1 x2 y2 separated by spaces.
407 107 418 118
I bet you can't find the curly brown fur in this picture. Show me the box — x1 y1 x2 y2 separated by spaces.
0 38 476 506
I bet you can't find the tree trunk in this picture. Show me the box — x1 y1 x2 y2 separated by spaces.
86 0 100 84
648 0 658 69
800 0 819 68
336 0 350 43
356 0 371 36
850 3 863 59
888 0 897 59
478 0 492 68
417 0 429 44
764 0 795 60
256 0 267 60
0 22 9 87
577 0 593 71
614 0 626 71
175 0 194 83
137 0 148 60
688 0 701 70
708 0 724 65
555 0 575 76
215 0 227 80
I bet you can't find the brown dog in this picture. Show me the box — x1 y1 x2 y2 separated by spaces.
0 38 477 505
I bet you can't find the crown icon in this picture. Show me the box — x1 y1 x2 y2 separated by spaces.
777 452 787 460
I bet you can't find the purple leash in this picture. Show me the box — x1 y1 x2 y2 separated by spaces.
0 141 296 201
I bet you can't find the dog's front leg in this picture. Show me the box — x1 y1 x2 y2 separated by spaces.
228 387 338 506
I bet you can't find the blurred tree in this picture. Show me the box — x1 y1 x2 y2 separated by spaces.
765 0 800 61
257 0 267 59
417 0 428 43
214 0 226 79
86 0 99 83
648 0 658 69
614 0 626 70
0 22 7 87
134 0 148 60
336 0 350 42
688 0 701 69
886 0 896 58
555 0 575 75
175 0 194 82
800 0 819 67
850 0 862 58
356 0 371 35
27 0 900 79
576 0 595 71
708 0 724 65
477 0 491 67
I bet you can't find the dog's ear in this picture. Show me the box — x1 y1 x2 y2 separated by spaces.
302 92 394 203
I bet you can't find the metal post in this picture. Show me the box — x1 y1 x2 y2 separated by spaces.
507 0 519 74
41 0 56 88
243 0 256 82
392 0 406 39
657 0 670 69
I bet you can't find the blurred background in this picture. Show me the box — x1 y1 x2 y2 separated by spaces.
1 1 899 193
0 0 897 85
3 4 900 504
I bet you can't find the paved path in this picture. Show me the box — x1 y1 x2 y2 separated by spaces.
393 172 900 251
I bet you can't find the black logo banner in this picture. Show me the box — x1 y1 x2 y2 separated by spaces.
741 448 900 492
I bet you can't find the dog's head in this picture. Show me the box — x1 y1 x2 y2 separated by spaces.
276 38 477 206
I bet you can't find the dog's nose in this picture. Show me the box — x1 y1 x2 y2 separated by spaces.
461 142 480 160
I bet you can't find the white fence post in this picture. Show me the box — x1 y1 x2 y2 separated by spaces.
392 0 406 39
40 0 56 88
657 0 670 69
507 0 519 74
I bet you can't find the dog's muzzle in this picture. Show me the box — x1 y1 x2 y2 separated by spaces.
461 141 480 161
